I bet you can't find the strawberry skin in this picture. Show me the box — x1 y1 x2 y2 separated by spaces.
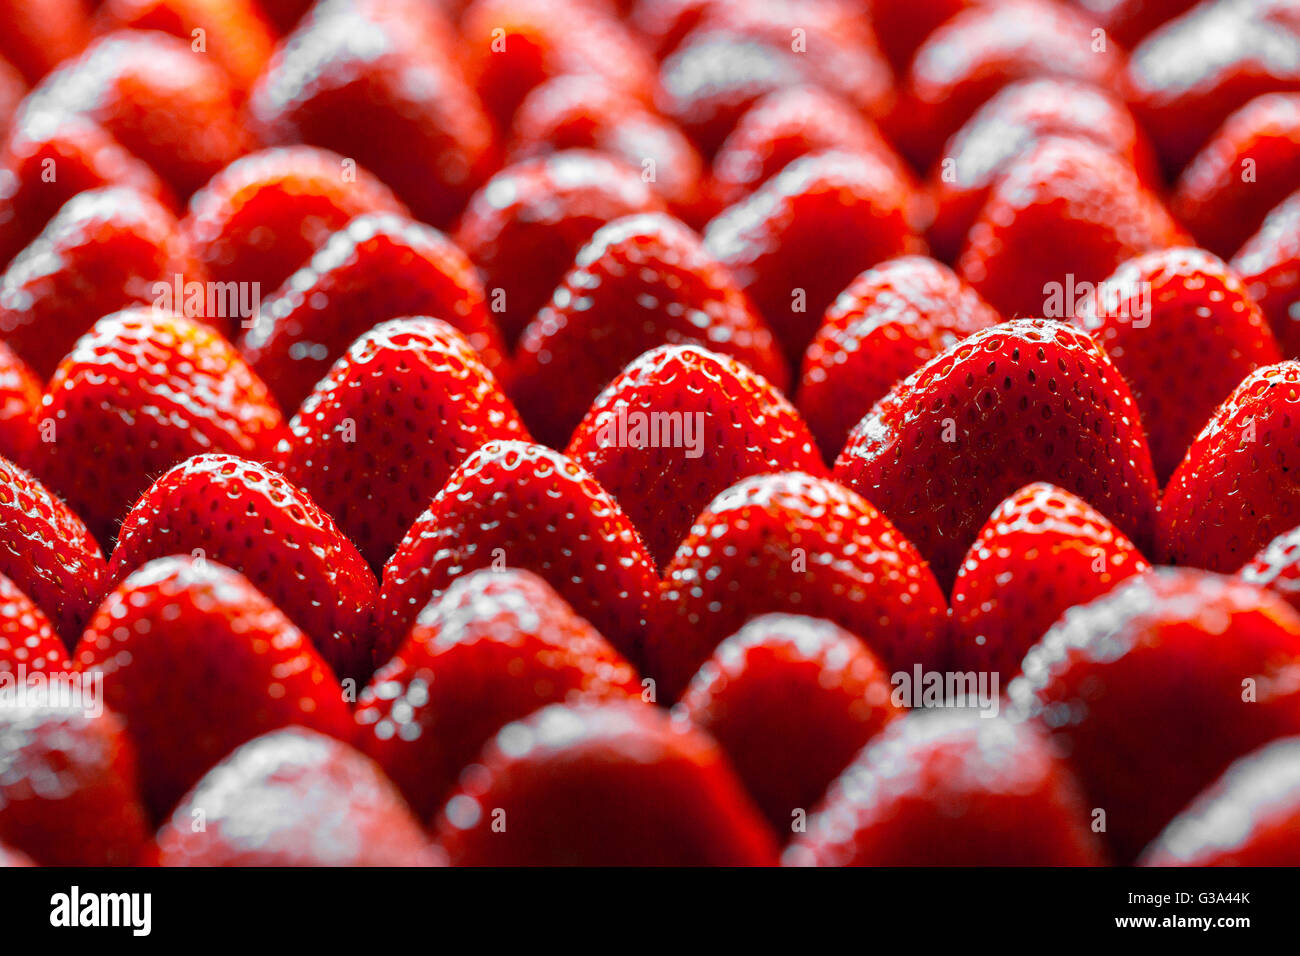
566 344 824 567
0 55 25 145
434 700 779 865
36 307 284 549
1076 247 1282 482
869 0 980 73
1232 188 1300 356
0 572 68 675
0 0 88 83
279 318 529 572
108 454 378 683
154 728 439 866
654 471 949 701
784 711 1103 866
799 255 1001 462
0 342 39 468
376 440 658 671
511 213 787 448
950 482 1150 684
833 319 1160 590
677 613 901 835
75 556 353 818
1239 523 1300 612
1080 0 1199 48
356 568 640 820
1009 568 1300 861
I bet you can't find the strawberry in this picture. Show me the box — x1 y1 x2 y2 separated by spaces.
949 482 1150 684
0 705 150 865
676 613 901 834
566 344 824 567
1239 523 1300 612
1075 0 1199 48
1233 188 1300 356
0 455 107 645
1160 361 1300 571
0 571 69 675
833 320 1160 590
510 214 788 447
375 440 658 670
798 255 1001 462
1138 736 1300 866
783 711 1103 866
154 727 440 866
36 307 284 548
108 454 378 683
241 213 506 414
0 185 210 377
356 568 640 820
248 1 496 227
704 150 925 365
279 318 530 572
433 700 779 865
1008 568 1300 861
956 137 1182 321
0 0 89 83
454 150 667 349
180 147 408 297
654 471 949 701
0 341 39 467
929 78 1159 262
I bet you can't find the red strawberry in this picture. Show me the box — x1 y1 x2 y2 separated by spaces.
1139 736 1300 866
1008 568 1300 861
676 613 900 834
0 705 150 865
834 320 1160 590
799 255 1001 462
454 150 667 348
0 455 107 645
0 341 39 466
1076 0 1199 48
376 440 658 670
0 0 89 83
76 556 353 817
654 471 949 701
154 727 439 866
1160 361 1300 571
1233 188 1300 356
704 150 925 365
0 185 210 377
950 482 1150 683
956 137 1182 320
0 572 69 675
108 454 378 683
511 214 788 447
434 700 779 865
279 318 530 572
783 711 1103 866
37 307 284 548
356 568 640 820
929 78 1159 262
1239 523 1300 612
241 213 506 414
567 344 824 567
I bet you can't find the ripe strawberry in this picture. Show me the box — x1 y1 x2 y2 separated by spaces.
241 213 506 414
1233 188 1300 356
74 557 351 819
1239 523 1300 612
929 78 1159 262
956 137 1182 320
0 455 107 645
784 711 1103 866
704 150 925 365
357 569 640 819
798 256 1001 461
0 342 39 467
950 483 1150 683
677 613 901 834
0 0 89 83
1139 736 1300 866
654 471 949 701
454 150 666 348
108 454 378 683
1008 568 1300 861
1076 0 1199 48
154 728 440 866
1160 361 1300 571
279 318 530 572
834 320 1160 590
511 214 788 447
37 308 284 548
434 700 779 865
0 185 210 377
0 572 68 675
376 440 658 670
566 345 824 567
0 705 150 865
